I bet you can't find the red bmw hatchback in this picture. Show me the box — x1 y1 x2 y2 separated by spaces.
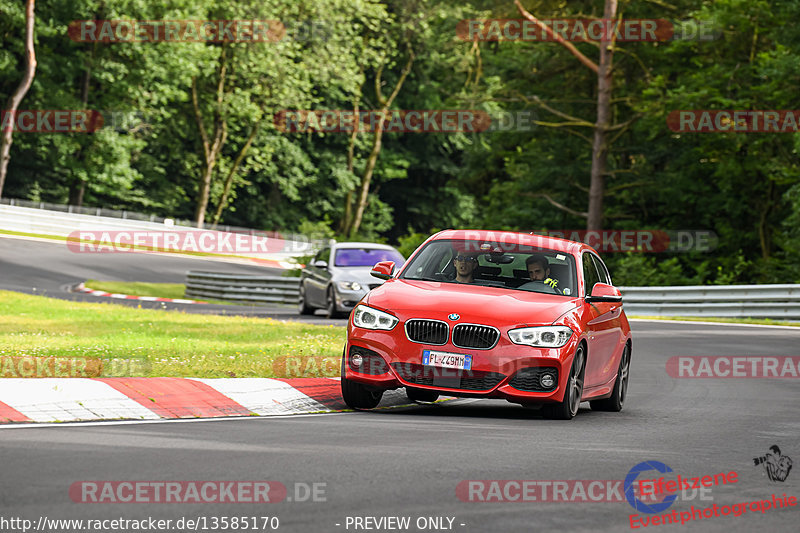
341 230 632 419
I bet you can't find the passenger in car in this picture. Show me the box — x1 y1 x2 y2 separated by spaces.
526 254 561 293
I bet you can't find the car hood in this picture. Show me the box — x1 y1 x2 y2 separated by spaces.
365 279 580 326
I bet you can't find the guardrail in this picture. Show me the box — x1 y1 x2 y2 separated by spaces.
618 284 800 319
185 271 300 304
0 204 320 266
184 272 800 319
0 197 306 238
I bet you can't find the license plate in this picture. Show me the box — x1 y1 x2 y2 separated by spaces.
422 350 472 370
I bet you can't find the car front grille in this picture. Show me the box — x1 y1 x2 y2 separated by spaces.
452 324 500 349
509 367 559 392
405 319 449 345
391 363 505 391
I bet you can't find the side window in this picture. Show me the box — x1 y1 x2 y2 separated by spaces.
590 254 611 285
582 253 600 296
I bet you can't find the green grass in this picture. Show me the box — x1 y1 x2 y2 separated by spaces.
629 315 800 327
0 290 345 378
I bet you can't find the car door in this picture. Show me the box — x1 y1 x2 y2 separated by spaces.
306 247 331 306
580 252 625 389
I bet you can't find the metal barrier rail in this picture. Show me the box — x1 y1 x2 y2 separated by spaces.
618 284 800 319
0 204 318 264
185 271 800 319
185 271 301 304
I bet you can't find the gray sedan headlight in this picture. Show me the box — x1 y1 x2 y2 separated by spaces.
352 305 398 330
508 326 573 348
337 281 362 291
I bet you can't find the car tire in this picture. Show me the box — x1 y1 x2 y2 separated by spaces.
340 352 383 409
406 387 439 403
542 344 585 420
590 344 630 412
298 282 314 315
326 286 345 319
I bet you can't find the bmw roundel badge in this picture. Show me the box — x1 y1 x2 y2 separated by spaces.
448 313 460 321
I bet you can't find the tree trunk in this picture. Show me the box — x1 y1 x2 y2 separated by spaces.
348 117 386 238
587 0 617 231
339 92 361 234
346 51 414 238
191 46 228 228
70 48 93 208
0 0 37 200
211 121 260 227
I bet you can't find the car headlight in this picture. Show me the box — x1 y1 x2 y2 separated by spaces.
508 326 573 348
352 305 398 330
337 281 362 291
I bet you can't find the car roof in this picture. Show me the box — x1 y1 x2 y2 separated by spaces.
430 229 594 256
332 242 399 250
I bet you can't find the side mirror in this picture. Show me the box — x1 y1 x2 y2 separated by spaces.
586 282 622 303
313 260 328 268
370 261 395 280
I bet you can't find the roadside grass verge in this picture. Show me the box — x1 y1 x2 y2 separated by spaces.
0 290 345 378
629 315 800 327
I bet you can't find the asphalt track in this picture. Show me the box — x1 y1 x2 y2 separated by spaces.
0 235 343 323
0 236 799 531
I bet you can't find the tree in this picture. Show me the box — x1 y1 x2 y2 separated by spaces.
514 0 636 231
0 0 36 200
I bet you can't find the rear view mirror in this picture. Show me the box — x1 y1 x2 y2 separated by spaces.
370 261 395 280
313 260 328 268
586 282 622 303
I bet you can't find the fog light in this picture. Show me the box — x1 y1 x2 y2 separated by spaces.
351 353 363 368
540 373 555 388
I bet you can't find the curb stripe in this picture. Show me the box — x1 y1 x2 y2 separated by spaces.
187 378 331 415
274 378 346 410
74 284 207 304
97 377 253 418
0 400 30 423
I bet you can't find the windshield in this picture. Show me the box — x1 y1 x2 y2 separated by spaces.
400 239 577 296
334 248 405 267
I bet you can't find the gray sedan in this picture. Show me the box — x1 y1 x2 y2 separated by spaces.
298 242 405 318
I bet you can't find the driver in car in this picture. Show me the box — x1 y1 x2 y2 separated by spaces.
525 254 561 293
453 253 479 283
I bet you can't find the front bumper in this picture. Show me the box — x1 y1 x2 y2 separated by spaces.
344 324 580 404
